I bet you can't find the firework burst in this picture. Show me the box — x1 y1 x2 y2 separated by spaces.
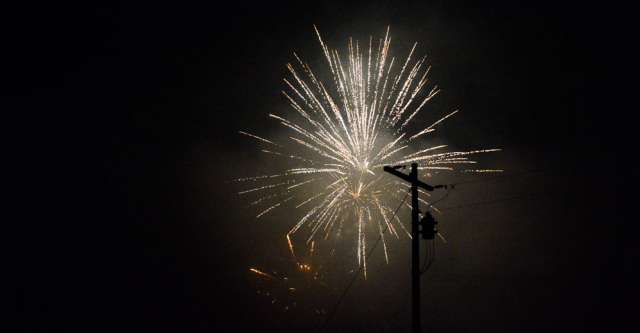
236 26 501 276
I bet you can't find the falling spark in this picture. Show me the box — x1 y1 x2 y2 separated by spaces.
287 234 297 260
437 232 448 243
256 196 293 218
250 268 276 280
239 131 280 147
462 169 504 173
237 26 500 276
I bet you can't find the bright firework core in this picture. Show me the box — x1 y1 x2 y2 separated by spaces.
237 26 501 277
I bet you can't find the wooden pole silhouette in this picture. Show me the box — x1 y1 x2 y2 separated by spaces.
383 163 437 333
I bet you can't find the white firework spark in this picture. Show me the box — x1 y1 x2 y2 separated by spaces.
236 26 501 276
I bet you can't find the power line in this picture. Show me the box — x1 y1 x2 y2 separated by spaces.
386 188 550 330
446 168 557 187
382 172 557 330
438 191 550 211
388 283 412 327
385 183 547 330
319 190 411 332
421 239 435 274
320 185 452 332
319 168 555 331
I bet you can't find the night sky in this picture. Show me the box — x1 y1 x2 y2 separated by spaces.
13 0 635 332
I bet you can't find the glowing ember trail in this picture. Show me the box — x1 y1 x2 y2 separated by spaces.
237 26 501 276
250 268 277 280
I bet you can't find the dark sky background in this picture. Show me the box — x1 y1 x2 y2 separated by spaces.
12 0 636 332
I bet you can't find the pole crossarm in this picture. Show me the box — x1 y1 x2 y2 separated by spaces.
383 165 435 191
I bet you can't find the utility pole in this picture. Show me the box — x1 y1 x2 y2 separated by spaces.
383 163 440 333
410 163 421 333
